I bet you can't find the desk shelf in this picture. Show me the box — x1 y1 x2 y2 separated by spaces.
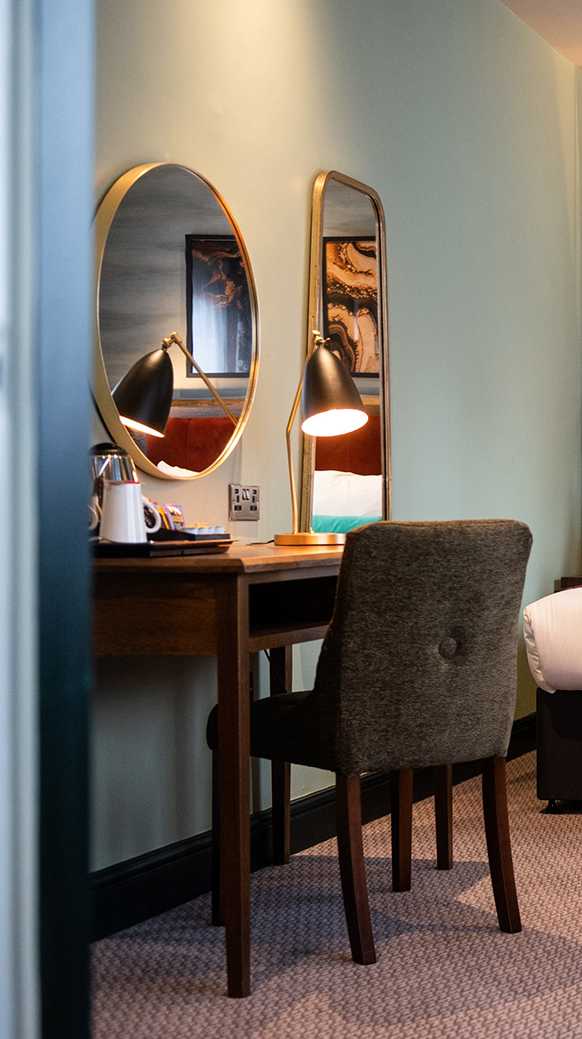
249 620 331 652
248 574 336 653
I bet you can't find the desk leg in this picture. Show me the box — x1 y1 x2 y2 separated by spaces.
217 576 251 998
270 646 292 865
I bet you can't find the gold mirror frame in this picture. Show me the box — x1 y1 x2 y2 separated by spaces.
299 170 392 529
93 162 260 481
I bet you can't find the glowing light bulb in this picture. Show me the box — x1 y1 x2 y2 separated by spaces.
301 408 368 438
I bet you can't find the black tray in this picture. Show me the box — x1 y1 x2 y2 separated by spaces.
93 538 232 558
149 528 231 542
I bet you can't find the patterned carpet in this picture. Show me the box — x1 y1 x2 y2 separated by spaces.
92 753 582 1038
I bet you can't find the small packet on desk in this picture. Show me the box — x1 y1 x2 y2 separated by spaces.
182 525 231 541
184 526 228 537
149 525 231 543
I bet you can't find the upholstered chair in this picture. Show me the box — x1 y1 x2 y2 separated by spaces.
207 520 532 965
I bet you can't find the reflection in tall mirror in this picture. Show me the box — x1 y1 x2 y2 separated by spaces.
300 172 390 533
94 163 259 480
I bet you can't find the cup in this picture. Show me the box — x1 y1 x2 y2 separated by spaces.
142 497 162 535
89 494 101 532
100 480 148 543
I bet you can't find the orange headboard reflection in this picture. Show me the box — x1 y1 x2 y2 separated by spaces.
145 416 233 473
315 414 381 475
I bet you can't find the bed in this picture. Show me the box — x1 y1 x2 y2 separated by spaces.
312 412 383 533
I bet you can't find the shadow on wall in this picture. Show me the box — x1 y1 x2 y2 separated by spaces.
92 657 217 869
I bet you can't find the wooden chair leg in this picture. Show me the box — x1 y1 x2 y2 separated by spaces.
211 747 224 926
336 773 376 965
391 768 413 892
482 756 521 933
435 764 453 870
269 647 292 865
272 762 290 865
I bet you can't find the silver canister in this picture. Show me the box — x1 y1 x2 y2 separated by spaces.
90 442 138 506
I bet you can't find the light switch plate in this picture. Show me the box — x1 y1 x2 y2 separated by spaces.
229 484 260 521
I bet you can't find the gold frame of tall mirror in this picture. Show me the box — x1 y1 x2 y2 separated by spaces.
93 162 260 481
299 170 392 531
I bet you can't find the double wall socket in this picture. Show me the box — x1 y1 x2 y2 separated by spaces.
229 484 260 521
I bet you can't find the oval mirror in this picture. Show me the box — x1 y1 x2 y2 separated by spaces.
300 171 391 532
94 163 259 480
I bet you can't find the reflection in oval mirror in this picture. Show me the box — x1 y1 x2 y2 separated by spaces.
301 172 390 534
94 163 259 480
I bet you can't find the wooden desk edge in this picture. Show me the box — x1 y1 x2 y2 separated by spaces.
93 543 343 576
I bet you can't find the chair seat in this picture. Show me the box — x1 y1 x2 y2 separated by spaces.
206 690 340 772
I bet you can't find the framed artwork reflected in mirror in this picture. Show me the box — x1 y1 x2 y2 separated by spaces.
185 235 253 379
322 236 379 377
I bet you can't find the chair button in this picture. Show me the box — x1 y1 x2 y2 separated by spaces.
439 636 458 660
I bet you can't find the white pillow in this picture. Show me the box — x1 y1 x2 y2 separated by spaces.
157 460 198 477
313 470 382 518
523 588 582 693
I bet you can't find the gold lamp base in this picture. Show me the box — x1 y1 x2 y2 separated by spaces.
274 531 346 546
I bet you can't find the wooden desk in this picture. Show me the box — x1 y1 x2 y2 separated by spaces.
93 543 343 997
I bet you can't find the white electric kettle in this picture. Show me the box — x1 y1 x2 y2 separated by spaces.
98 480 162 543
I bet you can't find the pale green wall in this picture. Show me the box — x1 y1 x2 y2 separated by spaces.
92 0 580 870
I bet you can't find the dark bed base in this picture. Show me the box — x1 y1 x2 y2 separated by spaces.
537 688 582 808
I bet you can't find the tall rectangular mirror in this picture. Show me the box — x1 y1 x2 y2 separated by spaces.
300 171 391 533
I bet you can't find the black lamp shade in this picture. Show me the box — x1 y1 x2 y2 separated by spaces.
113 347 174 438
301 344 368 437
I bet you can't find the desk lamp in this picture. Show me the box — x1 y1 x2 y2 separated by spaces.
275 331 368 546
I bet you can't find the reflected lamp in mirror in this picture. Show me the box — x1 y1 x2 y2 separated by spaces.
274 331 368 547
113 331 237 439
299 170 391 535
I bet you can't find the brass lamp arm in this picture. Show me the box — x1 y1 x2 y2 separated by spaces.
285 370 306 535
162 332 238 427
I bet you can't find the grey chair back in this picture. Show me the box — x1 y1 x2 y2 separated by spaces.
312 520 532 774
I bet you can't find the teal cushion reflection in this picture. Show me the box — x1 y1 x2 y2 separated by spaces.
312 514 382 533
